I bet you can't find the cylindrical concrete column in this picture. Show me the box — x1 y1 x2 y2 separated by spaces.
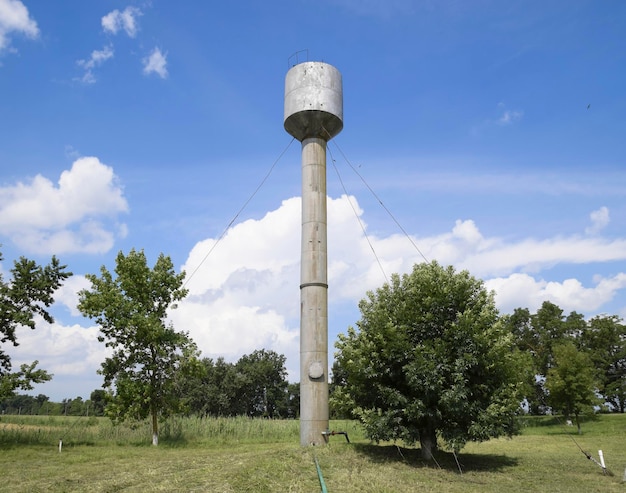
299 137 329 446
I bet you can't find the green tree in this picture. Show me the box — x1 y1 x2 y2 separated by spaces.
89 389 108 416
0 393 38 414
545 341 600 433
180 357 239 417
504 308 545 414
330 359 352 419
0 250 71 398
35 394 49 415
506 302 582 415
334 261 526 459
68 396 85 416
234 349 288 418
282 382 300 419
580 315 626 413
531 301 568 375
78 249 199 445
180 352 293 418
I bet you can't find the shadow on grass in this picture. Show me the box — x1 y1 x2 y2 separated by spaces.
353 443 518 473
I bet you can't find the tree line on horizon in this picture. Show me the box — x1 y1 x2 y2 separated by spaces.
1 248 625 451
1 349 300 419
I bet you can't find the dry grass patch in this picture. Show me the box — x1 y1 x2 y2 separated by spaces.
0 414 624 492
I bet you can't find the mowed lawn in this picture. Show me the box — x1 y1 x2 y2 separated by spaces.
0 415 624 492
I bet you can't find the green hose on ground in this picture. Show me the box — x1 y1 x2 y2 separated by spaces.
314 454 328 493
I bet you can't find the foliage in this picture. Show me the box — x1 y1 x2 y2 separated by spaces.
89 389 107 416
506 305 626 415
0 250 71 398
234 349 288 417
0 393 108 416
180 350 297 418
579 315 626 413
78 249 200 445
545 341 601 432
334 261 527 458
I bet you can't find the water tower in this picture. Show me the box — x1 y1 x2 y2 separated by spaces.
284 61 343 446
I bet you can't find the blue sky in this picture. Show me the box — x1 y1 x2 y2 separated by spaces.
1 0 625 401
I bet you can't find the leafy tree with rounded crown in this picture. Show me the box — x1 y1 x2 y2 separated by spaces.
78 249 199 445
234 349 288 418
334 261 527 459
0 250 71 399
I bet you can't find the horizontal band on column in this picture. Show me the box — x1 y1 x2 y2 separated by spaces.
300 282 328 289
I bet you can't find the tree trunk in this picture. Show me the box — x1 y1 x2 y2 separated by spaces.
419 426 438 460
152 409 159 446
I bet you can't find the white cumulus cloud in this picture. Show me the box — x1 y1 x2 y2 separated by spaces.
142 47 168 78
0 0 39 54
101 6 142 37
7 193 626 399
6 318 110 399
172 195 626 384
0 156 129 255
486 272 626 315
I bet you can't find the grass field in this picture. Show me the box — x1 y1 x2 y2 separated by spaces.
1 414 624 492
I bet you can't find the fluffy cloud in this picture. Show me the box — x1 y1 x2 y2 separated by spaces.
173 195 626 383
8 195 626 400
6 317 109 399
486 272 626 315
0 157 128 254
53 275 92 317
77 6 168 83
0 0 38 54
101 7 142 37
142 47 168 79
76 45 114 84
586 206 610 235
9 319 104 375
431 220 626 278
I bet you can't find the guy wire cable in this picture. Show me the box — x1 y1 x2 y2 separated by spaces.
538 396 614 477
327 143 389 284
183 137 296 289
327 135 429 264
552 413 614 476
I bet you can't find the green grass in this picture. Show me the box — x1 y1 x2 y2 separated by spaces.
1 414 624 492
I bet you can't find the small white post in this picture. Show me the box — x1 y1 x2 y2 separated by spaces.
58 439 62 453
598 450 606 474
